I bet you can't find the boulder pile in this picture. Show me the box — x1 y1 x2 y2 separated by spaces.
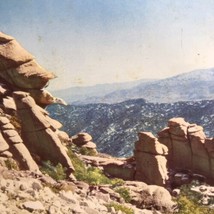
0 32 73 176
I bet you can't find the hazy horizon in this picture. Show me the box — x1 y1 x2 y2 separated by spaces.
1 0 214 90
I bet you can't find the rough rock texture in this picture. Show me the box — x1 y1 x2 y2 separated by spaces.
0 116 39 172
80 155 136 181
134 132 168 186
0 32 66 107
13 91 74 174
0 32 72 176
72 132 98 154
0 166 167 214
158 117 214 183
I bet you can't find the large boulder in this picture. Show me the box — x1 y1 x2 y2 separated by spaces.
0 32 55 90
134 132 168 186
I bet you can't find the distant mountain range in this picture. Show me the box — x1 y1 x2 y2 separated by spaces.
51 68 214 104
47 99 214 157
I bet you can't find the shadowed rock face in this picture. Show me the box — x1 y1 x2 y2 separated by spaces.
13 91 74 174
0 32 72 175
0 116 39 172
134 132 169 186
158 117 214 183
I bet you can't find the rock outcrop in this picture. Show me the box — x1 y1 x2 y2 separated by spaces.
0 32 66 107
13 91 74 174
134 132 168 186
158 117 214 183
0 116 39 172
0 32 72 176
72 132 98 155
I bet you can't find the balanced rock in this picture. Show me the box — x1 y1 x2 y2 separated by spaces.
72 132 93 146
0 32 55 90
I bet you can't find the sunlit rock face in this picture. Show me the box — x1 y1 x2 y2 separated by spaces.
134 132 169 186
158 117 214 183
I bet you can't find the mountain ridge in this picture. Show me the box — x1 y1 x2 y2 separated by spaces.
51 68 214 104
47 99 214 157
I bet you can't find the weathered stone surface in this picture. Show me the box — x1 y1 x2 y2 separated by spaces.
3 96 16 110
0 83 9 96
29 89 67 106
73 132 93 146
22 201 45 212
168 117 189 127
13 91 75 173
158 118 214 183
82 141 97 149
0 38 33 71
57 130 70 144
134 151 168 185
189 131 210 177
134 132 168 186
9 139 39 171
0 116 10 125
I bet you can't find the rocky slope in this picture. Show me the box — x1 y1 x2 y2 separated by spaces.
0 32 178 214
47 99 214 157
1 32 213 213
52 68 214 104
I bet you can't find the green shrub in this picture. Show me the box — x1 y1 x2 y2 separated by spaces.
115 187 131 203
79 147 97 156
105 202 134 214
40 161 66 181
5 158 19 170
67 147 125 185
111 178 125 187
176 182 213 214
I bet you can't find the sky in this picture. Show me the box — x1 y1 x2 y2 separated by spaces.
1 0 214 90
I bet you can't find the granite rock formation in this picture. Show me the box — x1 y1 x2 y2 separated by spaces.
0 32 73 175
134 132 168 186
72 132 98 154
158 117 214 183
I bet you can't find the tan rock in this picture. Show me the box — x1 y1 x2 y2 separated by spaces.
0 32 14 42
3 96 16 111
136 132 168 155
28 89 67 106
10 142 39 172
0 117 10 125
13 91 75 173
57 130 70 144
73 132 93 146
2 123 15 130
134 151 168 186
189 131 210 177
3 129 18 137
168 117 189 127
0 39 34 71
82 141 97 149
0 83 9 96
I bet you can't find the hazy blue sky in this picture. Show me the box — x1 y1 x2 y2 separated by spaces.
1 0 214 90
